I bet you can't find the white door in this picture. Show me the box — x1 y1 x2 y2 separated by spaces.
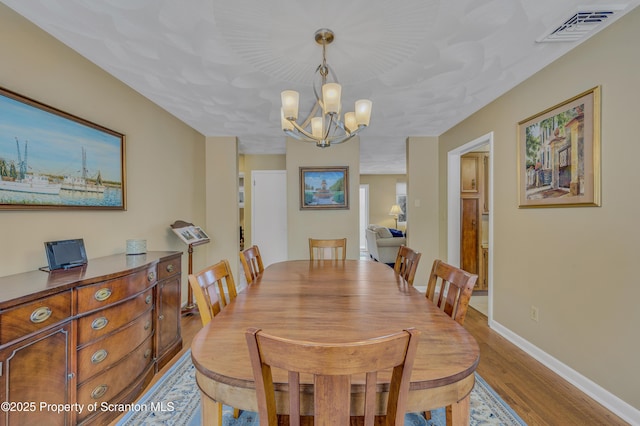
251 170 287 267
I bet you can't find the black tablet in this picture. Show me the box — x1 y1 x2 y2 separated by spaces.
44 238 87 270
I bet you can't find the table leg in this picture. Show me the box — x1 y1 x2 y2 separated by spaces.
445 393 471 426
200 389 221 426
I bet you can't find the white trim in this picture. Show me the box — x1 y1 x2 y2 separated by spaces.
489 320 640 425
359 184 369 251
447 132 494 321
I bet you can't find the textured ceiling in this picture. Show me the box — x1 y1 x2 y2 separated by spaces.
2 0 638 173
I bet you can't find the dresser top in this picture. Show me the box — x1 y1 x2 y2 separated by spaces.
0 251 182 309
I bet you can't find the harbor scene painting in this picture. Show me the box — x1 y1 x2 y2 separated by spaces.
0 87 125 210
299 166 349 210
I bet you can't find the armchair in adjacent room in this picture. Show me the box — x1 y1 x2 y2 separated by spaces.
365 224 406 265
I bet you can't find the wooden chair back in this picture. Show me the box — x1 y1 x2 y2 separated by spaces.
188 259 238 326
240 245 265 285
308 238 347 260
245 327 420 426
188 258 241 423
393 245 422 285
425 259 478 325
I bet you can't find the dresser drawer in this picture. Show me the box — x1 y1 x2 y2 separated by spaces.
76 266 156 314
77 288 154 345
76 335 154 422
77 309 154 384
158 256 181 280
0 290 71 344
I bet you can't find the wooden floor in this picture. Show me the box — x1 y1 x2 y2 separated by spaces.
464 307 626 425
112 307 626 426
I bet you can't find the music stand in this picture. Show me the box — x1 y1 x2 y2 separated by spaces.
170 220 210 316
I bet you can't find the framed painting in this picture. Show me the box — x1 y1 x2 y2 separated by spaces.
517 86 601 208
300 166 349 210
0 86 126 210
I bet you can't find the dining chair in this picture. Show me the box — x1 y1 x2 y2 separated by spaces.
188 259 240 422
240 245 264 285
393 245 422 286
425 259 478 326
245 327 420 426
422 259 478 423
308 238 347 260
188 259 238 325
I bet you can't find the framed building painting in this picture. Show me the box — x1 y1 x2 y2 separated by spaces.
0 86 126 210
517 86 601 208
300 166 349 210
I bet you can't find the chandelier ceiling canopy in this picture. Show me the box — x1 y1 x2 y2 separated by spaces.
280 29 372 148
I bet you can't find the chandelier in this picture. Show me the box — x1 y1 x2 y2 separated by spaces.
280 29 372 148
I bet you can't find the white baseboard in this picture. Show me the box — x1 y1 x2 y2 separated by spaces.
489 319 640 425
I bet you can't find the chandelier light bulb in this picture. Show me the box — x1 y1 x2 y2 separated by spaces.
281 90 299 121
322 83 341 114
311 117 324 138
355 99 372 127
344 112 357 134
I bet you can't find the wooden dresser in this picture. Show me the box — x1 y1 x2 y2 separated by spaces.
0 251 182 426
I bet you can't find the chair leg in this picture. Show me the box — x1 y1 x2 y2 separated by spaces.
219 405 240 421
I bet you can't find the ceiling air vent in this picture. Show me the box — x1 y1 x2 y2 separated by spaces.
536 8 623 42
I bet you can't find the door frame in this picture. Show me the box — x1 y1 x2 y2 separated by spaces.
359 184 369 252
447 132 494 321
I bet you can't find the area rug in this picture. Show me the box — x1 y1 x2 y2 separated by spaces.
117 350 526 426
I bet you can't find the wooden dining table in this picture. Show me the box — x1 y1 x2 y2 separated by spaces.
190 260 480 425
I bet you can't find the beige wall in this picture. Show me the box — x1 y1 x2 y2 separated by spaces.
0 5 206 303
204 137 240 282
437 8 640 411
360 174 406 230
286 137 360 259
406 137 439 287
240 154 286 248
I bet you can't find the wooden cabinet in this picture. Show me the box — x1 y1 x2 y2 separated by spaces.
482 154 489 214
461 152 489 291
0 322 73 426
460 198 479 276
155 256 182 370
477 245 489 291
0 251 182 426
460 154 481 194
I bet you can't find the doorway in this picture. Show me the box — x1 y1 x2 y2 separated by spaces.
251 170 288 268
359 184 369 252
447 132 493 321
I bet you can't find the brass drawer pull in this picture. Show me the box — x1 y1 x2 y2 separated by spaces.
91 349 108 364
30 306 52 323
144 349 152 359
144 321 151 331
158 314 165 321
91 317 109 330
94 288 112 302
166 264 174 273
145 294 152 305
91 384 108 400
147 271 156 282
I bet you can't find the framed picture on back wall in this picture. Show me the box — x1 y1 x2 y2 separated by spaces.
299 166 349 210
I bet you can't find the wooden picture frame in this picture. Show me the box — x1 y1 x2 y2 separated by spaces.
517 86 601 208
0 86 126 210
300 166 349 210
